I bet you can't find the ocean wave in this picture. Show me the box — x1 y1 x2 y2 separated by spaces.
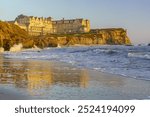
0 47 4 53
70 47 119 55
9 43 23 52
3 45 150 81
128 52 150 59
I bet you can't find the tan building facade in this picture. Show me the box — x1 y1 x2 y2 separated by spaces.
52 18 90 34
14 14 53 36
13 14 90 36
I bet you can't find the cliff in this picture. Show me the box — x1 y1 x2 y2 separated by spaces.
0 21 131 51
35 28 131 48
90 28 131 45
0 20 31 50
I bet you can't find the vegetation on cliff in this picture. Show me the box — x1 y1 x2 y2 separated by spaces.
0 21 31 50
0 21 131 51
33 28 131 48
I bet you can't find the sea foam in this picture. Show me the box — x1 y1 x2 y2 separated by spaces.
4 45 150 80
0 47 4 53
10 43 23 52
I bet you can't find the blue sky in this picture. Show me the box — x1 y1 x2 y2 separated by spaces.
0 0 150 44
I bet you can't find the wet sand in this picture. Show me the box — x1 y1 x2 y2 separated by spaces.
0 87 28 100
0 57 150 100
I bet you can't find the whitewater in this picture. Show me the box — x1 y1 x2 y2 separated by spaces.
3 45 150 80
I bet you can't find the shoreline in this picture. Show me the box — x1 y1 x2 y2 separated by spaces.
0 86 29 100
0 59 150 100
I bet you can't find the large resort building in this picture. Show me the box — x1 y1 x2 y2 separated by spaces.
13 14 90 36
53 18 90 34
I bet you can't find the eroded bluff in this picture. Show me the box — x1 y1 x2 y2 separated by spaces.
36 28 131 48
0 20 131 50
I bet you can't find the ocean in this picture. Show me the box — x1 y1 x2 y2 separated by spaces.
4 45 150 81
1 45 150 100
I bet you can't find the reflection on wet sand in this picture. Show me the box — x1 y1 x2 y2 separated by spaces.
0 57 89 96
1 56 150 100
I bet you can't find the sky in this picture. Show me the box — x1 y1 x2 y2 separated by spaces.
0 0 150 44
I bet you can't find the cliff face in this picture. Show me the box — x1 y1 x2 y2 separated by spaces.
0 21 131 50
0 21 31 50
92 28 131 45
37 28 131 48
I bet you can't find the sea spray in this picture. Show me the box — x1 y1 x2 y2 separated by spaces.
33 45 41 50
57 44 61 48
10 43 23 52
0 47 4 53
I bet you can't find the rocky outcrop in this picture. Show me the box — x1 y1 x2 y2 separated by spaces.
0 21 131 51
36 28 131 47
0 20 31 50
90 28 131 45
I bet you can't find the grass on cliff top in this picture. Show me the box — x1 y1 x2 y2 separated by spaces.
36 32 98 39
92 28 126 31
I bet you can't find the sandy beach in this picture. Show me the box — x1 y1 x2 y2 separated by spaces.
0 87 28 100
0 57 150 100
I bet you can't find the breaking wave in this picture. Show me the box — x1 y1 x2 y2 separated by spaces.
3 45 150 80
0 47 4 53
128 52 150 59
10 43 23 52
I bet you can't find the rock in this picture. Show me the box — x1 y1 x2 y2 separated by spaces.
0 20 132 50
40 28 132 46
0 20 30 50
